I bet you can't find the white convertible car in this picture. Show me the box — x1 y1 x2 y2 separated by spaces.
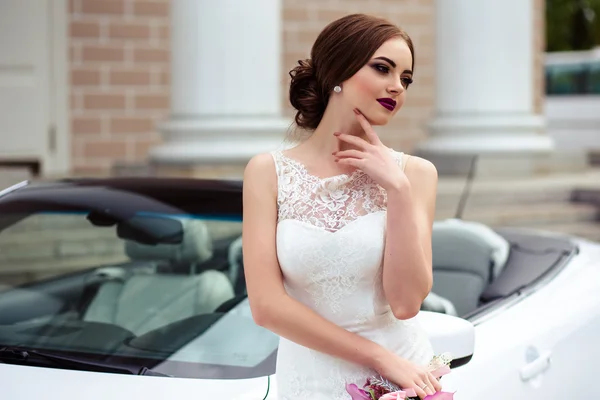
0 178 597 399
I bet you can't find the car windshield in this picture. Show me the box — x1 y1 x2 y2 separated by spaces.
0 179 578 379
0 192 278 379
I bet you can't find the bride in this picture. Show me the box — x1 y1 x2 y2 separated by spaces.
242 13 442 400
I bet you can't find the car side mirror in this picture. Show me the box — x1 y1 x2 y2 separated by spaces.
416 311 475 369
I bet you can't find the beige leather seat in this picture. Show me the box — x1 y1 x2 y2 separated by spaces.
430 219 510 316
84 219 235 335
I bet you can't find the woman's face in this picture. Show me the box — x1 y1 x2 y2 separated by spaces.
340 37 413 126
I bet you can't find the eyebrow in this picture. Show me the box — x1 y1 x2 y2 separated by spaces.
373 56 412 75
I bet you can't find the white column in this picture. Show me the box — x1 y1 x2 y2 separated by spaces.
150 0 289 165
418 0 553 156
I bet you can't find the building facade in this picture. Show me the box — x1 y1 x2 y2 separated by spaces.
0 0 547 177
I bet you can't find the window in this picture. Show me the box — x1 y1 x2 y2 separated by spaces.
0 210 278 379
546 60 600 95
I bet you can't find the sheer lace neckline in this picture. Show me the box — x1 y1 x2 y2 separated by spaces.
276 151 362 182
271 149 403 232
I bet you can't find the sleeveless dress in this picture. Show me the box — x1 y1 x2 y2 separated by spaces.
271 149 435 400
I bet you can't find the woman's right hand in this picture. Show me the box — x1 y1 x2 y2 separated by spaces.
373 350 442 399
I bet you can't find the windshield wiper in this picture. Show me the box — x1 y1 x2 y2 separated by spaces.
0 346 170 376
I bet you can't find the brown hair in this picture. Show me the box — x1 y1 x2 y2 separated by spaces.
288 14 414 131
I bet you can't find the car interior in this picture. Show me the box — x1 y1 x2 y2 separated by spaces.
0 207 578 379
423 219 511 317
82 218 237 336
0 211 275 379
75 215 577 328
424 219 577 318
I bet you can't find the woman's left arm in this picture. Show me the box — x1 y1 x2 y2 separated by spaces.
383 157 438 319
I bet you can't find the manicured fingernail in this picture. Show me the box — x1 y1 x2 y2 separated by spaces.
332 151 337 155
333 132 340 136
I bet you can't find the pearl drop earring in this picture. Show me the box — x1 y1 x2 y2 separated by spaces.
333 85 342 93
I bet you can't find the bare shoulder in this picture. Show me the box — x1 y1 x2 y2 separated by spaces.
244 152 276 178
242 153 284 322
403 155 438 184
401 155 438 216
244 152 278 192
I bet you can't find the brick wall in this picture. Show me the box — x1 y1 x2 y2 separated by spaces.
67 0 544 175
282 0 436 152
69 0 170 175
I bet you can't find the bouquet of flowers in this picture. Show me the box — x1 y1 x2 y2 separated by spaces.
345 353 455 400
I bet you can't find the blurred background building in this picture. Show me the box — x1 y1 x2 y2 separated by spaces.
0 0 599 237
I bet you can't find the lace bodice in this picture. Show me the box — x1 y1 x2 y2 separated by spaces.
270 149 434 400
272 149 401 232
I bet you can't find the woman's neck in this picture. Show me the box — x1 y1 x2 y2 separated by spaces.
302 105 369 158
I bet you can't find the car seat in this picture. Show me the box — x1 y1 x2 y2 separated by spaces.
83 219 235 335
430 219 510 316
227 235 246 294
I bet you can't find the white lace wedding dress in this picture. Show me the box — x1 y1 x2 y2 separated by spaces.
271 149 435 400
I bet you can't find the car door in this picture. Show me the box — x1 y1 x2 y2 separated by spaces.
440 244 600 399
517 244 600 398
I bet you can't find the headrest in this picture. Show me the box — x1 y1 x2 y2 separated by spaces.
432 219 510 280
125 218 213 265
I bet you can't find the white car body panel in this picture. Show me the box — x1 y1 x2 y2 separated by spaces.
0 180 598 400
0 363 268 400
438 238 600 399
2 238 598 399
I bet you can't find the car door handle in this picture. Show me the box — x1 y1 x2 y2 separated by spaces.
520 350 552 381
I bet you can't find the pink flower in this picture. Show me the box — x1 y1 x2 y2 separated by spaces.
379 389 455 400
379 391 409 399
430 364 451 379
345 383 371 400
424 392 455 400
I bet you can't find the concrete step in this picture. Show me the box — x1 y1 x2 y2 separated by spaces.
422 151 593 177
572 187 600 205
527 222 600 242
436 168 600 209
436 202 599 227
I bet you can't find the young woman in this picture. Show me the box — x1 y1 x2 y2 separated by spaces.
243 13 441 400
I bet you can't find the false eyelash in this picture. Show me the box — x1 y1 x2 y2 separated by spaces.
373 64 390 74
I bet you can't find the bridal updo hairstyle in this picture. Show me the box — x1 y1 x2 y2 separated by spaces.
289 14 414 131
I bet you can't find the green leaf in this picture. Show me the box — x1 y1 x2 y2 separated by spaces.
368 388 376 400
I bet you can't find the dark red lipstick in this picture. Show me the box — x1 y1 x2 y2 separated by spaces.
376 98 396 111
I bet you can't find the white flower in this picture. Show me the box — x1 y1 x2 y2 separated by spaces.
428 352 453 371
